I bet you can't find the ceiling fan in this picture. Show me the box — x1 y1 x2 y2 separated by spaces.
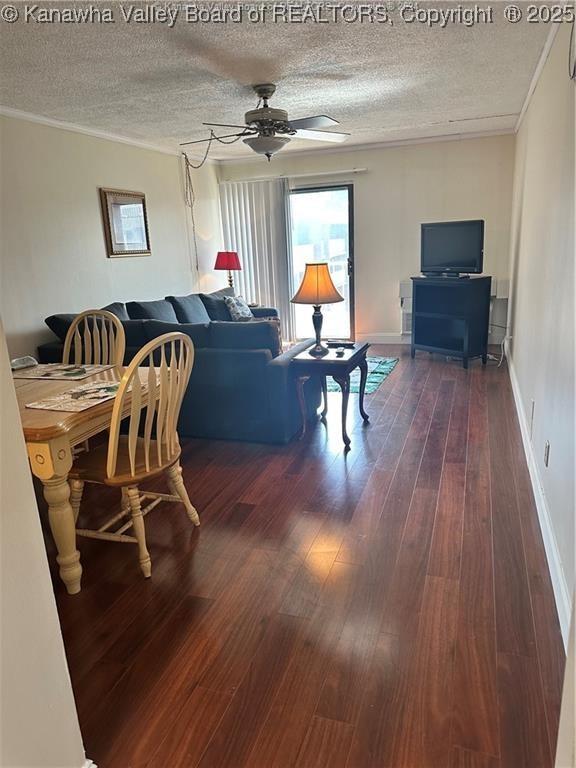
180 83 350 161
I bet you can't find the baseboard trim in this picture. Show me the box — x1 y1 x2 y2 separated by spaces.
507 355 572 650
356 332 410 344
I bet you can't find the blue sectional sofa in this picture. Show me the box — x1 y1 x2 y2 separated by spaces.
37 289 320 444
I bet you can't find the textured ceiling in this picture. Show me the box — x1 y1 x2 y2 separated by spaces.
0 2 549 159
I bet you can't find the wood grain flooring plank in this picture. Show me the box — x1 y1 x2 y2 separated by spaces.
246 561 359 768
144 686 233 768
444 369 471 465
458 368 495 635
497 650 552 768
349 575 459 768
379 487 439 638
488 378 537 657
388 575 460 768
345 632 403 768
415 378 454 491
451 623 500 758
196 613 304 768
427 461 466 580
449 746 500 768
81 595 215 767
295 716 354 768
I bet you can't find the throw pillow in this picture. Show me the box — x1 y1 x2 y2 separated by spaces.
101 302 130 321
199 293 232 321
166 294 211 324
45 314 76 341
126 299 178 323
223 295 253 322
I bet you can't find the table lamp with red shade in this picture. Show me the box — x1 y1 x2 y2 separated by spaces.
214 251 241 290
291 262 344 357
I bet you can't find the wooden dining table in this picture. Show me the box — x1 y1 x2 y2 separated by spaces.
14 366 150 595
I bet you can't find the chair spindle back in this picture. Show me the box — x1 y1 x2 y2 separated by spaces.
106 332 194 480
63 309 125 367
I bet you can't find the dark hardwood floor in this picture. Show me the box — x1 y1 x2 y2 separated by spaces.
42 345 566 768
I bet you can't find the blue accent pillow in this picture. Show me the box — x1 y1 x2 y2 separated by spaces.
199 293 232 321
126 299 178 322
101 302 130 321
45 314 76 341
166 294 211 324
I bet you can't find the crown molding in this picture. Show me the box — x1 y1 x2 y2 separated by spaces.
0 105 214 164
216 128 516 166
515 25 560 132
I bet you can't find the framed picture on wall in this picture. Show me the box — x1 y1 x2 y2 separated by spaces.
99 188 151 257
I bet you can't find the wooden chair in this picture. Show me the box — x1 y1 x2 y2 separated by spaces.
68 332 199 578
63 309 125 368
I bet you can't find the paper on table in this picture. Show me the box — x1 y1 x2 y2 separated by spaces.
26 380 121 412
13 363 113 380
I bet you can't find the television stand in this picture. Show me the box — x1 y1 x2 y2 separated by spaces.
410 275 491 369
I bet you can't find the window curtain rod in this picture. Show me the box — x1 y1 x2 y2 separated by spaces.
219 168 368 184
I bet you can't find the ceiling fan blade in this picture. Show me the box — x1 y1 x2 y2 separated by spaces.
295 129 350 143
179 132 248 146
203 122 249 130
289 115 339 130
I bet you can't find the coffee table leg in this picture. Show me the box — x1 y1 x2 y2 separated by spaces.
358 357 370 423
333 374 351 448
296 375 310 440
321 376 328 420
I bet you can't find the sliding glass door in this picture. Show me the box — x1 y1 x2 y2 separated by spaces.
289 185 354 340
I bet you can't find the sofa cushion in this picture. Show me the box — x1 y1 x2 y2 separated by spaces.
224 295 253 322
209 320 281 358
143 320 211 349
198 287 235 321
120 319 150 349
101 302 130 321
199 293 231 321
126 299 178 322
166 294 211 324
45 314 76 342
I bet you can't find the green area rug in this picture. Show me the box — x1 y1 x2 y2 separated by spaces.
326 356 399 394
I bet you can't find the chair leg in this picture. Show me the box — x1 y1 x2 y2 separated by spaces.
166 462 200 526
126 486 152 578
121 487 130 516
69 479 85 524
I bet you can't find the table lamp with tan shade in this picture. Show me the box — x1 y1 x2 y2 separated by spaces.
291 262 344 357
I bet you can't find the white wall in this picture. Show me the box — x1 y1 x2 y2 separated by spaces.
217 134 515 342
507 25 575 642
0 320 87 768
0 116 221 358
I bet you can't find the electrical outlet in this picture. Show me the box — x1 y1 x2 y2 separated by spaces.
544 441 550 467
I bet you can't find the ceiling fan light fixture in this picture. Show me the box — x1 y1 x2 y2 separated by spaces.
243 135 290 161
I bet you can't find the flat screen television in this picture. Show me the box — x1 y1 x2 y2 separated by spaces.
421 219 484 275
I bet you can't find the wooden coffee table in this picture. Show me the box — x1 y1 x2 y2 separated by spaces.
291 342 370 449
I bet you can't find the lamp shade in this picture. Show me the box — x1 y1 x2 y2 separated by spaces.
214 251 241 271
291 262 344 305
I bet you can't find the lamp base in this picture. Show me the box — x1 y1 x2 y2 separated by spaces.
308 305 328 357
308 343 329 358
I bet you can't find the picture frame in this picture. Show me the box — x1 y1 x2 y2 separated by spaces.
99 188 151 257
